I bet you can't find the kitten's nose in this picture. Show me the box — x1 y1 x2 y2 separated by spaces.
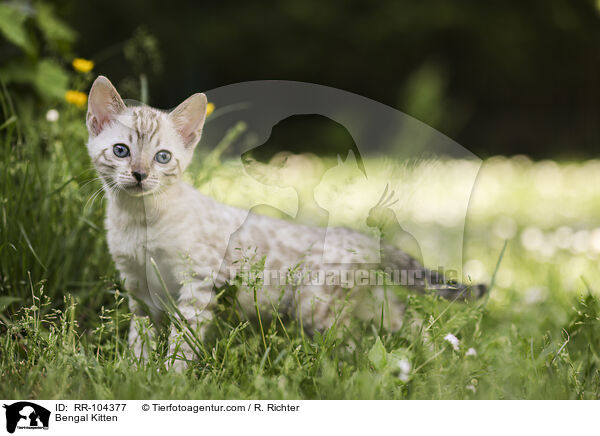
132 171 148 182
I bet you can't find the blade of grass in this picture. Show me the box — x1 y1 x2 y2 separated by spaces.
481 239 508 308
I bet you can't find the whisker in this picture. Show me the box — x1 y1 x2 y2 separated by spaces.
79 176 105 190
85 179 119 212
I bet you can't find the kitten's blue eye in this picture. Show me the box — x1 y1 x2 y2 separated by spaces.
155 150 171 164
113 144 130 158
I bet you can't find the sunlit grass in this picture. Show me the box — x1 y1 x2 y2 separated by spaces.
192 153 600 297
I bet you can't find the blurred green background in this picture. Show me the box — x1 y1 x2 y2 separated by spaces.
1 0 598 158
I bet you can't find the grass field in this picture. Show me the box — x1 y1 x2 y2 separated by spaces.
1 99 600 400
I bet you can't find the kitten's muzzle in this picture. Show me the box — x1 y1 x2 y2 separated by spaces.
132 171 148 182
120 172 157 196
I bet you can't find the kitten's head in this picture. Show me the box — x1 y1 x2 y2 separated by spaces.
86 76 207 196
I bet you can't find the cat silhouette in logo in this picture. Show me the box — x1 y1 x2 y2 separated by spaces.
3 402 50 434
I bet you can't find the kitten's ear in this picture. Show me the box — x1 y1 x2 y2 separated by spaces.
169 93 208 148
87 76 126 136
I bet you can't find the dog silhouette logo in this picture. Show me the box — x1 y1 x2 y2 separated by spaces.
3 402 50 433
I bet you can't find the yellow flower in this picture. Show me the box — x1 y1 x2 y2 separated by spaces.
65 90 87 108
206 102 215 116
72 58 94 73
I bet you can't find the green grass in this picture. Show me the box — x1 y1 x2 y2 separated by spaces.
1 95 600 400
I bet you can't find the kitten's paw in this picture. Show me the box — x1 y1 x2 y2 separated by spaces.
166 336 195 373
166 357 189 373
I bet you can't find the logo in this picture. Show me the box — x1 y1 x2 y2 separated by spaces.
3 402 50 434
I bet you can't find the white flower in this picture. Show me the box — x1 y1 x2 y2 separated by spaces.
466 347 477 357
444 333 460 351
466 384 477 393
46 109 59 122
397 359 411 373
396 359 411 382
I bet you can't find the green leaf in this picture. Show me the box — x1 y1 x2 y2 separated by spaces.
33 59 70 99
0 3 35 55
367 336 387 370
0 296 21 312
0 59 37 84
35 2 76 47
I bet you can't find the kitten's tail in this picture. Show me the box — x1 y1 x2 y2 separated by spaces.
380 243 487 300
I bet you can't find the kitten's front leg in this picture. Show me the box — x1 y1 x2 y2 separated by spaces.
128 298 156 363
167 280 216 371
